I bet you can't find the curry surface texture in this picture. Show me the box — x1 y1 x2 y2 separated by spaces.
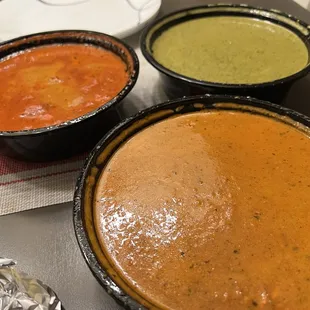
152 16 308 84
95 110 310 310
0 44 128 131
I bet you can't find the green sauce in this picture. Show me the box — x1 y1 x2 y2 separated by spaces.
152 16 309 84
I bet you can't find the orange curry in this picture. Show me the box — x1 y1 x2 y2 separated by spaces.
95 111 310 310
0 44 129 131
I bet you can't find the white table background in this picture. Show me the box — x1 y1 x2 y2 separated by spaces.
294 0 310 9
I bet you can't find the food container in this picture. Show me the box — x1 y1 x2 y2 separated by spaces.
0 30 139 162
140 4 310 103
73 94 310 310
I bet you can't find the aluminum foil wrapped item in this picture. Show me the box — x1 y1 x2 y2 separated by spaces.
0 258 63 310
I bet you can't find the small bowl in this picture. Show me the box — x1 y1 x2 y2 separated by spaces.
0 30 139 162
73 94 310 310
141 4 310 103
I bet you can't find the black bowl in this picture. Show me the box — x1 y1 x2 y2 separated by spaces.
73 94 310 310
0 30 139 162
141 4 310 103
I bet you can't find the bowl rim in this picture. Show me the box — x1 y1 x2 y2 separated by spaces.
73 94 310 310
0 29 139 137
140 3 310 90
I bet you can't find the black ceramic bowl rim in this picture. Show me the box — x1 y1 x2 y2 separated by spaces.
0 30 139 137
140 3 310 90
73 94 310 310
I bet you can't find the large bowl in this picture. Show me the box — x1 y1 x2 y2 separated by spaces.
0 30 139 162
141 4 310 103
73 94 310 310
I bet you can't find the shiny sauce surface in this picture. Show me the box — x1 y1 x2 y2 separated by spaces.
95 111 310 310
0 44 128 131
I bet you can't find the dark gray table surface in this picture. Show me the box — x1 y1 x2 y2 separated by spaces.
1 1 310 309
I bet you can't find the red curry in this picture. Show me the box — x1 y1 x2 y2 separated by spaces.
0 44 129 131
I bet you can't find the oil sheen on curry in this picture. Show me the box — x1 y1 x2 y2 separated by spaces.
152 16 308 84
0 44 128 131
95 110 310 310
